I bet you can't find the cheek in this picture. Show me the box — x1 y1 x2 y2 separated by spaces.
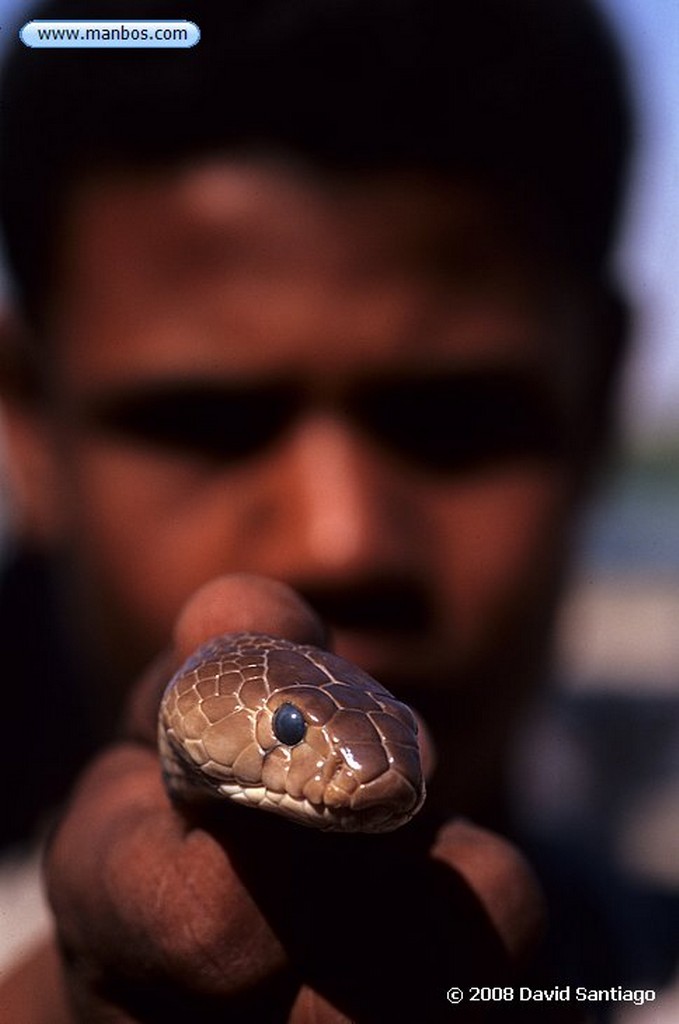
60 442 261 644
428 466 573 653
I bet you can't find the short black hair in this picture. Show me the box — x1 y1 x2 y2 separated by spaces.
0 0 631 322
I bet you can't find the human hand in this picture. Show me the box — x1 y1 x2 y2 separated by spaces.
42 575 545 1023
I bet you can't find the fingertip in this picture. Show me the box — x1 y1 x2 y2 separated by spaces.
173 574 327 661
432 819 547 962
411 708 437 783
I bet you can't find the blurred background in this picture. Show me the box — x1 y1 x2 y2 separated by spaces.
511 0 679 903
0 0 676 1003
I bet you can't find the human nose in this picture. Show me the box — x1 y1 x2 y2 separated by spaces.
265 413 419 585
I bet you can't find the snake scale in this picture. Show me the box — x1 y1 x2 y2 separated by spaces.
159 633 425 832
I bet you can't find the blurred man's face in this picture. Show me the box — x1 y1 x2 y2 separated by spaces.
19 159 596 801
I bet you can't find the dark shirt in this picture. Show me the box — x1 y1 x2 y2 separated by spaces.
0 547 96 847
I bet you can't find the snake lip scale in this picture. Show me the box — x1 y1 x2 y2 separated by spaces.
159 632 426 833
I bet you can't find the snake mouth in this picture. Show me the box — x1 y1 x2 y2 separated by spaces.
215 777 424 833
161 717 424 832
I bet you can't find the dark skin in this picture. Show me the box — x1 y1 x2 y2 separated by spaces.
38 576 545 1024
0 161 610 1021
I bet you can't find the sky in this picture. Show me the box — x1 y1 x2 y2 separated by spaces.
598 0 679 444
0 0 677 446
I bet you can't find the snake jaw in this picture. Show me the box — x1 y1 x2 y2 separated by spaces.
161 715 423 832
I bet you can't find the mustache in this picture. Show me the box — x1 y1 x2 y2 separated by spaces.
297 576 433 635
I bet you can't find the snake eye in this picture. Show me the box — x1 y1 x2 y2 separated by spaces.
272 703 306 746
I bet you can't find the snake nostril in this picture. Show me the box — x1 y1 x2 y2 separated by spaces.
272 703 307 746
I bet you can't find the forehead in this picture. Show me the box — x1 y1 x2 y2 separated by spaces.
49 159 574 388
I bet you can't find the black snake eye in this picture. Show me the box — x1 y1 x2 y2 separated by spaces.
272 703 306 746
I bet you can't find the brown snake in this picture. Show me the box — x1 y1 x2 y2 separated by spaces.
159 633 425 832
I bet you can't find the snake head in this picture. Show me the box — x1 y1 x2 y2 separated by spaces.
159 633 425 832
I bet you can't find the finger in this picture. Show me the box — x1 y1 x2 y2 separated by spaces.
410 707 437 782
431 819 546 963
46 744 290 1008
126 575 328 743
0 939 72 1024
45 576 332 1018
173 574 328 661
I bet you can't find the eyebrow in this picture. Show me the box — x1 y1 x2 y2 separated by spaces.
71 367 571 467
352 369 571 469
74 379 303 461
